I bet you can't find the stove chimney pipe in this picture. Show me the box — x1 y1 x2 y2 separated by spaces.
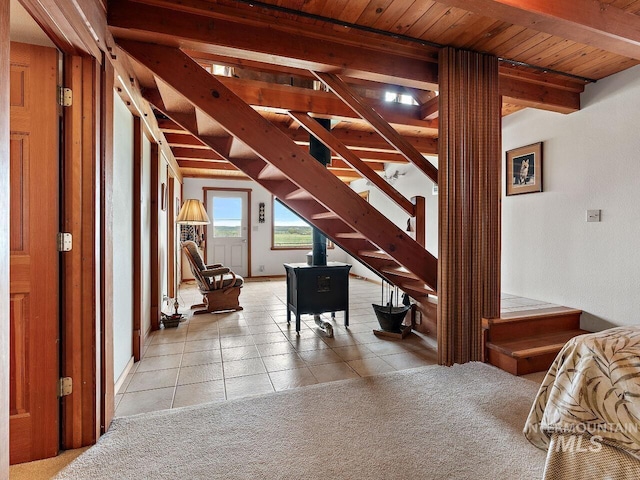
309 117 331 266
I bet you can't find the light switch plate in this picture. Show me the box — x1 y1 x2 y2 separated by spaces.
586 209 601 222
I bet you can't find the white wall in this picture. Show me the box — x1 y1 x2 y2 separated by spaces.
502 64 640 331
347 162 438 281
112 94 134 381
182 178 348 277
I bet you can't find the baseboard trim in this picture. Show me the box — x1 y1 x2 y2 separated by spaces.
114 357 135 395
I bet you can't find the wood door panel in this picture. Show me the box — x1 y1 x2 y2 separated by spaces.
9 135 29 253
9 42 60 465
9 294 30 416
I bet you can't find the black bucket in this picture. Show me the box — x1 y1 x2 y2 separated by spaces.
372 304 411 333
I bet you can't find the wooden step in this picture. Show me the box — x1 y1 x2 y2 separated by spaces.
401 282 437 297
335 232 366 239
381 266 420 281
311 211 339 220
483 306 582 343
359 250 392 260
486 329 589 376
258 164 287 180
285 188 313 201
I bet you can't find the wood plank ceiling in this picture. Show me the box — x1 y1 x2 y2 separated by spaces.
108 0 640 181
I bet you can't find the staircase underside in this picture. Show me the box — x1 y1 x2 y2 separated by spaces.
116 39 438 307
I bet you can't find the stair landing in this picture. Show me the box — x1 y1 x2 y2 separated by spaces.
483 294 588 376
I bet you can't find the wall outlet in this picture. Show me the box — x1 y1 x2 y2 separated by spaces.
259 265 265 272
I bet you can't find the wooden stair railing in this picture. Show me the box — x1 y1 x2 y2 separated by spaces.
118 39 438 313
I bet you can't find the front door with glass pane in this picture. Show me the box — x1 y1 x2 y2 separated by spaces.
206 190 249 277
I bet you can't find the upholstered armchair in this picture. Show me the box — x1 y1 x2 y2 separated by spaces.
181 240 243 314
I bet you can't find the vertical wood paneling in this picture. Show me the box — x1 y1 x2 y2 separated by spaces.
437 47 501 366
1 2 11 475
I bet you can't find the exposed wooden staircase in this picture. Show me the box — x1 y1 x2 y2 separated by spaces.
117 39 438 313
483 305 589 375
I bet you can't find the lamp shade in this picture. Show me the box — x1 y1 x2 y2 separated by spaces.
176 199 210 225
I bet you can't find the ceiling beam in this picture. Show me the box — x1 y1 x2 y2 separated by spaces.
314 72 438 184
109 0 439 90
437 0 640 61
215 76 437 131
420 97 440 121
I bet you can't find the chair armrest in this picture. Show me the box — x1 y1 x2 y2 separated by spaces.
206 263 223 269
201 267 230 277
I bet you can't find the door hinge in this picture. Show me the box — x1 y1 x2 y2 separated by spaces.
58 377 73 397
58 87 72 107
57 232 72 252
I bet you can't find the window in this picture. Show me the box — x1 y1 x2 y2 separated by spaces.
272 198 313 249
212 196 242 238
384 91 419 105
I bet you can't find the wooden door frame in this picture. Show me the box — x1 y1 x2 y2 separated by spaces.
1 3 11 475
202 187 252 278
61 53 104 446
168 175 176 299
149 144 161 331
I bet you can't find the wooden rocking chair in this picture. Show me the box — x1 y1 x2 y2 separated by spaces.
182 240 243 314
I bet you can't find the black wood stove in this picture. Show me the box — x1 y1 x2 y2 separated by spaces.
284 262 351 335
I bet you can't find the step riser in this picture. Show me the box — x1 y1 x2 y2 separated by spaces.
487 349 560 376
487 313 581 342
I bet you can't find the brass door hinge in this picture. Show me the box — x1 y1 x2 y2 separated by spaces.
58 377 73 397
58 87 72 107
57 232 72 252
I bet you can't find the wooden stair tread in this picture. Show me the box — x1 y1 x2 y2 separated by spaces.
487 329 589 358
359 250 392 260
311 211 339 220
335 232 366 239
494 306 582 323
402 283 437 297
381 266 419 280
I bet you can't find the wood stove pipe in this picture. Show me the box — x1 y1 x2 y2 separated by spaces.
308 117 331 266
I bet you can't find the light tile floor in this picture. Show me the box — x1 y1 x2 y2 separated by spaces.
115 277 439 416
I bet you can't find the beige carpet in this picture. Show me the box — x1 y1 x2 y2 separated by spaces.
54 362 546 479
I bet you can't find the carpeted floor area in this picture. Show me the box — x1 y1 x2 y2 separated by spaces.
54 362 546 479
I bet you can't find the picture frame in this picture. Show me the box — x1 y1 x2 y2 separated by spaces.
506 142 543 196
161 183 167 211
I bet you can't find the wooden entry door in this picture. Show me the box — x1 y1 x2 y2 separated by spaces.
9 42 60 464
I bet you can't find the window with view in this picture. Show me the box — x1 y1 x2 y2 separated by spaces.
272 198 313 249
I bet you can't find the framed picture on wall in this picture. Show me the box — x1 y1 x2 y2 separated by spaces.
506 142 543 196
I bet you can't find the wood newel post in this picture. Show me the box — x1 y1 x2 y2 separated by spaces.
437 47 502 366
412 196 426 248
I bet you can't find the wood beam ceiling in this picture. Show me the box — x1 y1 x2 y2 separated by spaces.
437 0 640 61
108 0 582 114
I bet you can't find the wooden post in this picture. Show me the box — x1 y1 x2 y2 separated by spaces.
411 196 426 247
149 143 161 331
437 47 501 366
132 116 143 361
0 1 10 475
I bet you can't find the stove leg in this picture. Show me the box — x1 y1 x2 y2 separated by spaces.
314 314 333 338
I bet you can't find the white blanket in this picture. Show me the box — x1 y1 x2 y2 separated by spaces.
524 326 640 460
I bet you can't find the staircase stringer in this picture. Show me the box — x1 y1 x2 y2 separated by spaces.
120 39 437 290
